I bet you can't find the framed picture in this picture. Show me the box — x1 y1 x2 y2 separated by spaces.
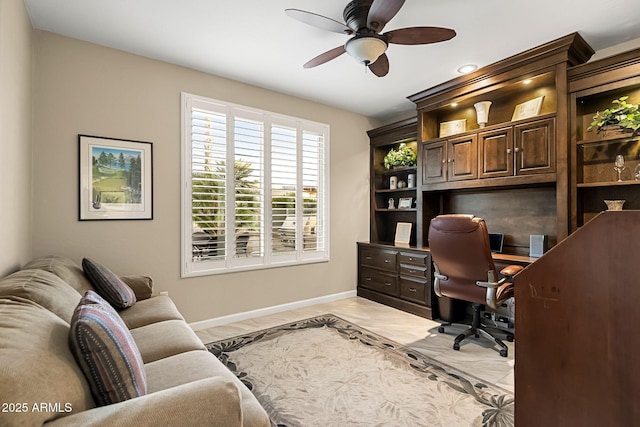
79 135 153 220
512 96 544 121
398 197 413 209
439 119 466 137
394 222 412 247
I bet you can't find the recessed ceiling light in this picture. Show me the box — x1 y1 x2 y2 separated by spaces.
523 79 532 85
451 102 458 107
457 64 477 74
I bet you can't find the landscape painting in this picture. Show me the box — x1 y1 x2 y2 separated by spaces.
79 135 153 220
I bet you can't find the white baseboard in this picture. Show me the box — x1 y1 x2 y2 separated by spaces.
189 290 357 331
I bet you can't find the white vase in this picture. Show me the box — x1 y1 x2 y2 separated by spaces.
474 101 492 128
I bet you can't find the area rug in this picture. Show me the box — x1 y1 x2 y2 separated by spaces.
206 314 513 427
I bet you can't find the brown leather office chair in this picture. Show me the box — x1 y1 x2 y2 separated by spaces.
428 214 523 357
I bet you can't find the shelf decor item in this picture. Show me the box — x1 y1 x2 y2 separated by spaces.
383 143 417 170
587 96 640 136
604 200 625 211
394 222 412 247
614 155 625 182
439 119 466 137
512 96 544 121
474 101 492 128
398 197 413 209
389 176 397 189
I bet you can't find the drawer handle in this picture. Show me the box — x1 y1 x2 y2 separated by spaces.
408 257 415 261
364 277 372 281
409 287 417 292
384 259 391 263
384 282 392 286
365 256 372 260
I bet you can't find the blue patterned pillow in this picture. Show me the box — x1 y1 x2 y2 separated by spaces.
82 258 136 309
69 291 147 406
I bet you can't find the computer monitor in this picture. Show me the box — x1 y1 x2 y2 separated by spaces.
488 233 504 253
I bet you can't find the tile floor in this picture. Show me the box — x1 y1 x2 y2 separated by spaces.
194 296 514 393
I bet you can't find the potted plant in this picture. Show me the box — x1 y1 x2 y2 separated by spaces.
588 96 640 135
383 143 417 170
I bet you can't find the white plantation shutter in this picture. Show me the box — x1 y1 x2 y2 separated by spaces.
181 93 329 277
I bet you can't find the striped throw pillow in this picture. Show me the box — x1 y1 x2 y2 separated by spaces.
82 258 136 309
69 290 147 406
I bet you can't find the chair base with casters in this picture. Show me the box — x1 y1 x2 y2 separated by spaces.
437 302 514 357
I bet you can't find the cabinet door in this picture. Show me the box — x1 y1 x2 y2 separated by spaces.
515 118 556 175
479 127 513 178
447 134 478 181
421 141 447 184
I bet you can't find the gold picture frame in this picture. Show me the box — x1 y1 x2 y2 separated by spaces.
439 119 466 137
512 96 544 121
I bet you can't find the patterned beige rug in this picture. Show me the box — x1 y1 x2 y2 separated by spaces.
206 314 513 427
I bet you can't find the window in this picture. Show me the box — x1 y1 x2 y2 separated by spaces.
181 93 329 277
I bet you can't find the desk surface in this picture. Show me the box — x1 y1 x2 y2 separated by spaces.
358 241 538 265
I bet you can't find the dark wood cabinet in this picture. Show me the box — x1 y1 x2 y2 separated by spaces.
357 242 434 319
478 118 556 179
422 135 477 183
479 127 513 178
515 118 556 175
447 134 478 181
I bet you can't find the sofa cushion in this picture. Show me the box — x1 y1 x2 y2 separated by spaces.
118 295 185 329
0 269 81 322
0 296 95 425
82 258 136 309
130 319 206 363
69 291 147 406
145 350 270 427
23 255 95 294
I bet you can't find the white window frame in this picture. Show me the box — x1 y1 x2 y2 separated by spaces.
181 92 330 277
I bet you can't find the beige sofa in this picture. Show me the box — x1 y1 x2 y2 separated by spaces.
0 256 270 427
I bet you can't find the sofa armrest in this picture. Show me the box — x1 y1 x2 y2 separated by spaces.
120 275 153 301
45 377 242 427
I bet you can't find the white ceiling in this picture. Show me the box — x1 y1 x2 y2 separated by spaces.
24 0 640 123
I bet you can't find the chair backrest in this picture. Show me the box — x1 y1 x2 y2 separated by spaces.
428 214 498 306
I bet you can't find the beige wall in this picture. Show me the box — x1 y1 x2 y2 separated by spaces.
0 0 32 276
31 31 375 323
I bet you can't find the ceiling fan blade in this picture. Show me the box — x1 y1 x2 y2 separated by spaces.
385 27 456 45
368 53 389 77
285 9 353 34
303 46 347 69
367 0 406 32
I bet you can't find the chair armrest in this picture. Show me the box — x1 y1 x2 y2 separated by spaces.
500 265 524 278
45 378 242 427
120 275 153 300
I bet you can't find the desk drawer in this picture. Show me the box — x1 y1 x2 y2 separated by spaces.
400 264 429 278
360 247 397 271
400 277 429 305
359 267 399 297
398 252 429 266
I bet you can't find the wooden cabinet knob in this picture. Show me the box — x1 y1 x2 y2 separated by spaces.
514 147 520 153
506 148 512 154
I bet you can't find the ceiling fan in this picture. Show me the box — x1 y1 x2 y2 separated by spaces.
285 0 456 77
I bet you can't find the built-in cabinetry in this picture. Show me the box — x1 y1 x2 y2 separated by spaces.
568 48 640 230
358 34 595 320
410 34 593 253
357 243 434 318
368 118 418 246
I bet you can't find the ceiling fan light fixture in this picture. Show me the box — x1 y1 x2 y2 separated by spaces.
345 36 388 65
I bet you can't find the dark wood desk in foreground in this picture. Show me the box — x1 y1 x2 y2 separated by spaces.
357 242 536 320
514 211 640 426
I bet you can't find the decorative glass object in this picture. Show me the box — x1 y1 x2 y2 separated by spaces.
614 155 625 182
634 164 640 181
